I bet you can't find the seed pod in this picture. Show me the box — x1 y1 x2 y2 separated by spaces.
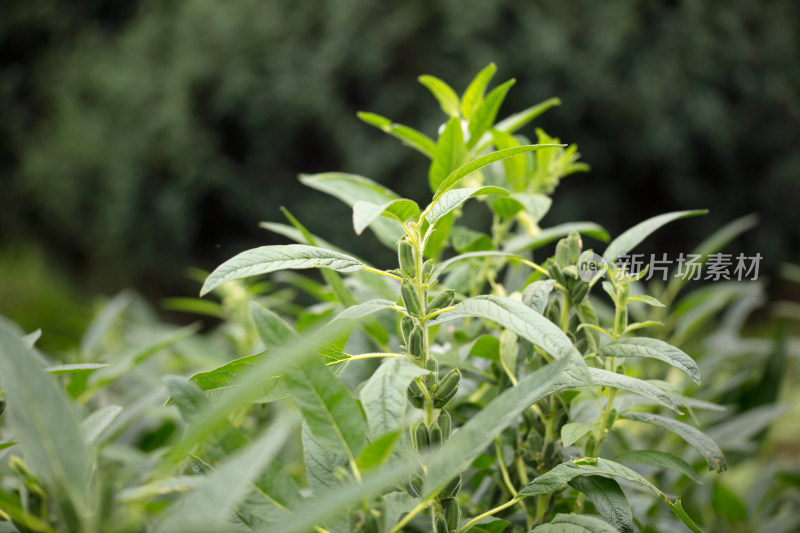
422 259 435 281
401 316 415 342
570 281 590 304
438 410 452 437
441 474 461 498
429 420 443 447
567 230 582 264
412 421 429 451
434 368 461 407
408 327 425 359
426 359 439 373
408 473 423 498
436 515 449 533
607 408 618 428
527 428 543 452
398 241 415 275
546 259 567 286
443 498 461 531
427 289 455 313
555 238 572 268
407 386 424 408
401 280 423 316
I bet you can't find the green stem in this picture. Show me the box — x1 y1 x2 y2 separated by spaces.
459 498 520 532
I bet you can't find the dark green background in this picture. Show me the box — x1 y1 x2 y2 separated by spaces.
2 0 798 302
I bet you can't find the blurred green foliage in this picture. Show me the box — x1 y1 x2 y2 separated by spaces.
1 0 799 295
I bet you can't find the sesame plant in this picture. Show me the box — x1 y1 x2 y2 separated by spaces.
2 64 790 533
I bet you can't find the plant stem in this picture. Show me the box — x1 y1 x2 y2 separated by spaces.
459 498 520 532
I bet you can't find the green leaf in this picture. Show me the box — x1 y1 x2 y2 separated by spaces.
588 367 682 412
561 423 595 447
495 97 561 134
518 458 704 532
490 129 527 191
0 322 91 527
331 299 397 324
532 513 620 532
45 363 110 375
522 280 556 315
201 245 364 296
250 302 297 347
359 358 427 437
80 291 131 357
81 405 122 446
429 116 466 192
461 63 497 118
569 477 634 533
418 75 461 117
423 358 579 495
258 222 345 255
603 210 708 263
628 294 665 307
491 193 552 221
299 172 404 247
382 492 419 532
154 416 295 533
433 145 562 201
426 186 509 226
470 520 511 533
22 328 42 349
164 375 209 421
467 79 516 148
286 358 368 461
598 338 700 385
356 431 400 471
505 222 610 253
302 422 348 495
623 412 727 473
356 111 436 158
352 199 420 235
612 450 702 484
187 352 288 404
712 481 747 522
454 296 588 371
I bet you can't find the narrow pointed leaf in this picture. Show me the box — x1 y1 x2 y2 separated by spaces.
426 186 509 226
357 111 436 157
533 512 619 532
588 367 682 412
467 79 516 148
428 116 466 191
561 423 595 447
356 431 400 471
495 97 562 133
613 450 702 484
603 210 708 263
352 199 420 235
461 63 497 118
623 412 727 473
522 280 557 315
418 75 461 117
201 245 364 296
505 222 610 253
433 145 562 201
598 337 701 385
250 302 297 347
45 363 110 375
330 299 397 324
187 352 288 404
82 405 122 445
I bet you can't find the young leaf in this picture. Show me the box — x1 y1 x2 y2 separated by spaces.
250 302 297 347
561 423 595 447
428 116 466 192
598 337 701 385
423 358 579 495
628 294 665 307
490 129 527 191
623 412 727 473
285 359 368 461
612 450 702 484
0 323 91 526
201 245 364 296
45 363 110 375
425 186 509 226
461 63 497 118
569 476 634 533
259 221 345 255
602 210 708 263
154 416 295 533
418 75 461 117
522 280 556 315
352 199 420 235
358 357 427 437
187 352 288 404
491 193 552 221
467 79 516 148
356 431 400 471
80 291 131 357
356 111 437 157
587 368 682 412
495 97 562 134
432 145 562 201
302 422 348 495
